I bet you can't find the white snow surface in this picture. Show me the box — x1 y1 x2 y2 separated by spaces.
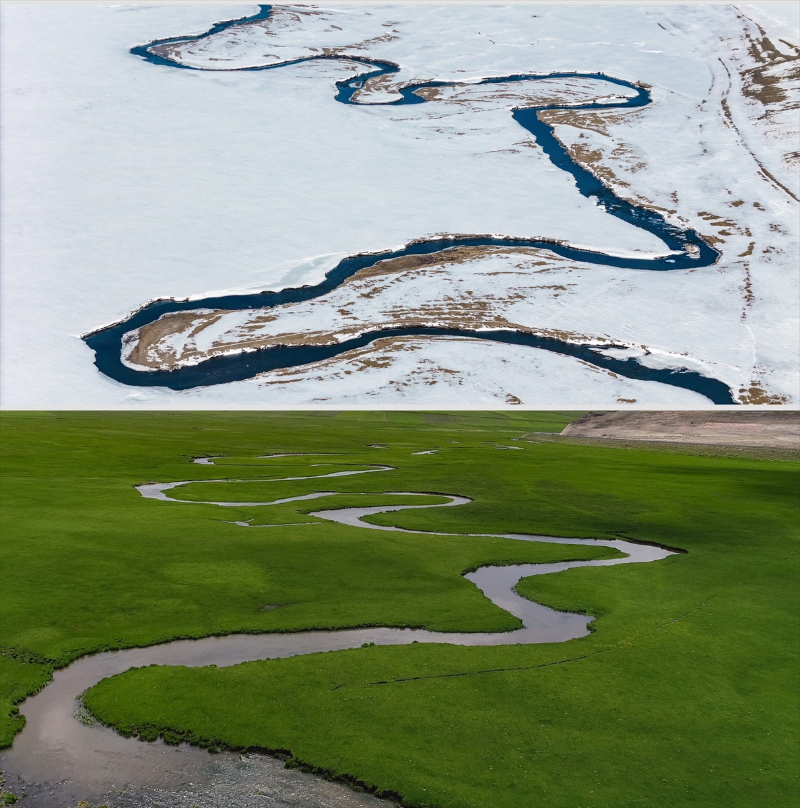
1 3 798 407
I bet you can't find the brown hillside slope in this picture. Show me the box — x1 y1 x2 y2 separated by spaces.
561 411 799 449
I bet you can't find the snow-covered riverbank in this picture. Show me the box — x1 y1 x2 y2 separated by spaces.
2 4 797 406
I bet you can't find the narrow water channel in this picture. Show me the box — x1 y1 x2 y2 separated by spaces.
82 5 734 402
1 479 675 807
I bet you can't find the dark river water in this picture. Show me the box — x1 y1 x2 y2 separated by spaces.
83 6 733 402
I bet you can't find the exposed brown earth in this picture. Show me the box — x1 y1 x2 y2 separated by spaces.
738 27 799 118
124 311 226 368
349 244 552 279
561 410 800 449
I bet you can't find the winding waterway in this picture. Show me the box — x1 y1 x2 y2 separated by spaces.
82 5 735 403
1 466 676 807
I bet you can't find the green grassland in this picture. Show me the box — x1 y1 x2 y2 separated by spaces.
2 410 799 808
0 409 591 746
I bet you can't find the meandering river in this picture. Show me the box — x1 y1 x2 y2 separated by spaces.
0 465 676 806
82 5 734 402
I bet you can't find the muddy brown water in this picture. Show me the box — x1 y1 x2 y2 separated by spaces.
1 480 674 807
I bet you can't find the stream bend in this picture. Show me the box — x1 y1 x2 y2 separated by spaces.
83 5 734 402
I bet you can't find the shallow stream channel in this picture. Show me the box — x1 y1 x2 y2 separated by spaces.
1 461 676 807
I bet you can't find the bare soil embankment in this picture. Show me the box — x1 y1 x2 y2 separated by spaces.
561 411 799 449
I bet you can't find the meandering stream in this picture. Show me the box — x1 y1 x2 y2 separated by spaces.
82 5 734 403
0 466 675 806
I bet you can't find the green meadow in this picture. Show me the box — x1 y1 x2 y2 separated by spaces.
1 411 798 807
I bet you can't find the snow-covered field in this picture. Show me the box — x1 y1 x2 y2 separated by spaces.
1 3 798 407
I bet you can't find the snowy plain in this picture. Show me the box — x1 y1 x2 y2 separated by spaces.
1 3 798 407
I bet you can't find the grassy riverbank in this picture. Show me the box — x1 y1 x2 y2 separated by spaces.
3 411 799 807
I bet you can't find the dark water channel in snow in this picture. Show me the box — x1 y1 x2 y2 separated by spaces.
82 6 735 403
1 480 675 807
